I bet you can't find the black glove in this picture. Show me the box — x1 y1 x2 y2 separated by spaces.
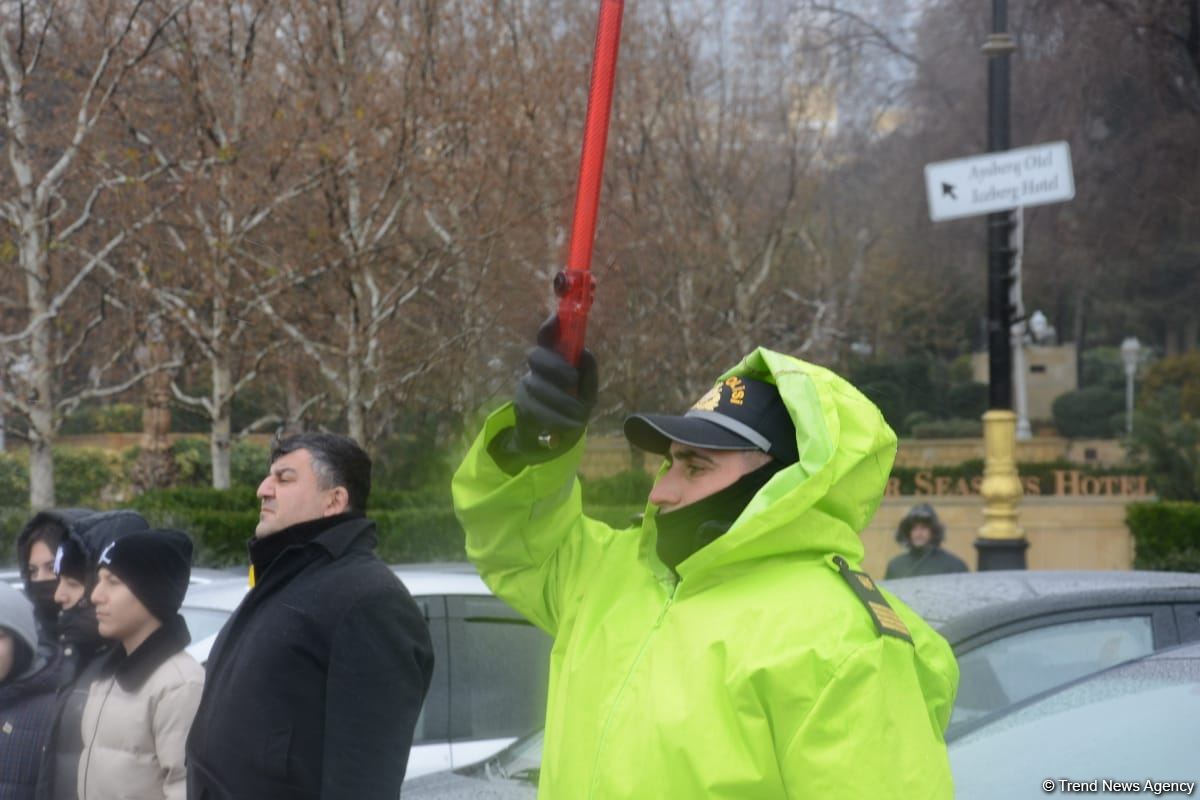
490 316 598 471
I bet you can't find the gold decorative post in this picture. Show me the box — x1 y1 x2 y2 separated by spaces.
976 409 1029 569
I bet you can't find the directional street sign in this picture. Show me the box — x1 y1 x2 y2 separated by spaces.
925 141 1075 222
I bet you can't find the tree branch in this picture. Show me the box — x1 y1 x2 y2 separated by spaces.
56 359 184 418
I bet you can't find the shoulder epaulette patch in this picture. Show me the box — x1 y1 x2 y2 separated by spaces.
831 555 913 644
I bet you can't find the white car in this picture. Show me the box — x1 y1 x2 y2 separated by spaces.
180 562 552 781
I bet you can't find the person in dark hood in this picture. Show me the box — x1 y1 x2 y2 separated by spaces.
14 509 93 663
50 511 152 674
885 503 969 579
0 582 58 800
34 509 150 800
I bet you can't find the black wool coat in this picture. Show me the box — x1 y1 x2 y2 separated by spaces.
0 648 57 800
185 515 434 800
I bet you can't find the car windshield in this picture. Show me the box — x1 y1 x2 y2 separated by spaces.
949 614 1156 729
949 654 1200 799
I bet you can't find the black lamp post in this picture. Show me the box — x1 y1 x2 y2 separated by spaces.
975 0 1029 571
984 0 1015 410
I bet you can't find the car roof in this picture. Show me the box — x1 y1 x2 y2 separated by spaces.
882 570 1200 645
181 562 489 611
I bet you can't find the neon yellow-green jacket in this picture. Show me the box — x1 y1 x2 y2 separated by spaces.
452 348 958 798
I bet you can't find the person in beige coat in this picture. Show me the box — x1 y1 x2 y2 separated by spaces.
77 530 203 800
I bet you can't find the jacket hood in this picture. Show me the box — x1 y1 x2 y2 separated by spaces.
895 502 946 547
15 508 94 589
57 510 151 587
0 581 40 681
647 348 897 578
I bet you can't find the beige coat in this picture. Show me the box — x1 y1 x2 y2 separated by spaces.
77 620 203 800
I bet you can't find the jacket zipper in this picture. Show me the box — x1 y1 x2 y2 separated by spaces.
80 677 116 799
585 580 678 799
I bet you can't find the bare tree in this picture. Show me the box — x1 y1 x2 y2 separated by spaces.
129 1 326 487
0 1 188 508
891 0 1200 360
258 0 522 446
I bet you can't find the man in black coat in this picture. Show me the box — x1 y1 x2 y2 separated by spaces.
186 433 435 800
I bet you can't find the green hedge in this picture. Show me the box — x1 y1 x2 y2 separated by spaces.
910 418 984 439
1053 387 1125 438
135 509 261 567
131 486 259 513
169 439 271 487
0 441 268 508
119 484 642 568
1127 501 1200 572
133 486 457 513
0 449 117 507
373 510 467 562
128 505 469 568
0 507 33 565
126 486 461 566
580 470 655 506
60 403 143 435
369 487 453 510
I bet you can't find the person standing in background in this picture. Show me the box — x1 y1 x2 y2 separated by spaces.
885 503 969 579
14 510 92 666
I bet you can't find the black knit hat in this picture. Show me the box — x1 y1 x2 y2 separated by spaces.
54 536 90 583
97 529 193 623
54 510 151 585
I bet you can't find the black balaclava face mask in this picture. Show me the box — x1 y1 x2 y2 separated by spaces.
654 459 785 573
26 580 60 629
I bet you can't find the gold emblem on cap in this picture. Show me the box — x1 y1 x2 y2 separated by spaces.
691 376 749 413
691 385 722 412
724 376 746 406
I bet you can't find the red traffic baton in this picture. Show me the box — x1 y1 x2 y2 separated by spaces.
554 0 625 366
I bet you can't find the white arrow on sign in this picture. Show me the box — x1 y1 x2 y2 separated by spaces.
925 141 1075 222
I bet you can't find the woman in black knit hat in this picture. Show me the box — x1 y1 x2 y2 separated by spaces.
77 529 203 800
